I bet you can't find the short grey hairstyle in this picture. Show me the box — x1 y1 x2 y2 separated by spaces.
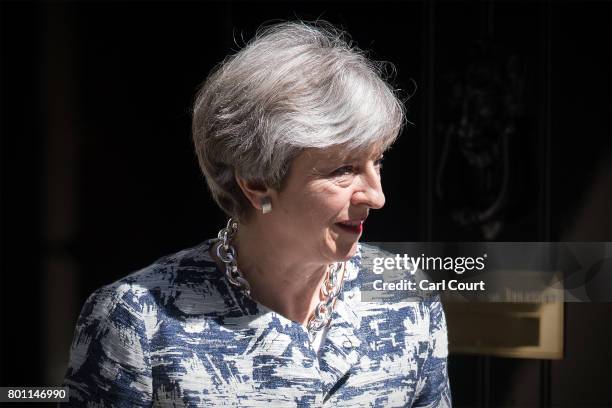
192 21 405 219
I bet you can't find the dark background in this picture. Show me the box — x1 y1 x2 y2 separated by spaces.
1 1 611 407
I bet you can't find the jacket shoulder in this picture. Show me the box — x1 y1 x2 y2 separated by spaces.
90 239 234 318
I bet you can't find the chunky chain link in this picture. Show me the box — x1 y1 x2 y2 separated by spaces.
216 218 251 297
215 218 345 333
307 261 345 332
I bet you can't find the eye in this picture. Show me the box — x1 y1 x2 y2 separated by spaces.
374 156 384 171
330 165 355 177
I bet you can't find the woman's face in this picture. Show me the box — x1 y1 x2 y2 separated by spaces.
267 144 386 264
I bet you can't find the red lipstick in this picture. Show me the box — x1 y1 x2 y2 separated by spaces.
335 220 364 234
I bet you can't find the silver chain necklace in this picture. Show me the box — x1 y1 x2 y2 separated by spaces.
215 218 345 332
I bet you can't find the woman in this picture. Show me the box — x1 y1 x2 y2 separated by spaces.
62 21 451 407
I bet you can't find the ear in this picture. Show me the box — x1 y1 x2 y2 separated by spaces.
235 174 274 212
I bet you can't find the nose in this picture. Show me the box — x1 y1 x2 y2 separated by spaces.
351 164 386 209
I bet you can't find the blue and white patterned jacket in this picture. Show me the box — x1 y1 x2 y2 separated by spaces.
62 240 451 407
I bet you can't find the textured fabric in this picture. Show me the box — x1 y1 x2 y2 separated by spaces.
310 324 329 355
61 240 451 407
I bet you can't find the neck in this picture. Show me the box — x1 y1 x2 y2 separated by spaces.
230 218 331 326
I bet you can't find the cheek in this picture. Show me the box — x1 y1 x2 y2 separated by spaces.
303 185 352 223
278 178 353 230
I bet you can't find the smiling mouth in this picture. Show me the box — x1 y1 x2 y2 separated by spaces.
335 220 364 234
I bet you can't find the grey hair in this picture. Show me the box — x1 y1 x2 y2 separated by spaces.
192 20 406 220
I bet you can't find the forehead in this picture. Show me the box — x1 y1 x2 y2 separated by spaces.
298 143 384 165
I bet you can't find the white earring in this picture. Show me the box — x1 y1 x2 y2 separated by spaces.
261 197 272 214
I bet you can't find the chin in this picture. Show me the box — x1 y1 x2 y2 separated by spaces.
333 241 359 262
